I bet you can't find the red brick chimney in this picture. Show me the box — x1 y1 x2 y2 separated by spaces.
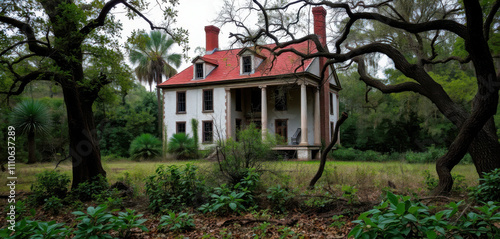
312 6 327 46
205 25 220 52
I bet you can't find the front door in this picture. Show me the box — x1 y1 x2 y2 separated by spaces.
275 119 288 144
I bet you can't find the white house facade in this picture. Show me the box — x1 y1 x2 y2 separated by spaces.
158 7 341 160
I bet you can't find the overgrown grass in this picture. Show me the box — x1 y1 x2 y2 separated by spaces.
1 159 478 197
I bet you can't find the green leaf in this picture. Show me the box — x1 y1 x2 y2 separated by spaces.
403 214 417 222
395 203 406 215
426 230 437 239
387 191 398 206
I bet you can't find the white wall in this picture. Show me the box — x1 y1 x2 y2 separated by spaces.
163 87 226 150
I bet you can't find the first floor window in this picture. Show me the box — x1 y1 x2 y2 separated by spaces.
330 93 334 115
330 122 334 141
176 122 186 134
203 121 213 143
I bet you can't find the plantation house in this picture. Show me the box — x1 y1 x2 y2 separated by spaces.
158 7 341 160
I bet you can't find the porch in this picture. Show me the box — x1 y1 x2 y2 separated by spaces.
224 80 322 160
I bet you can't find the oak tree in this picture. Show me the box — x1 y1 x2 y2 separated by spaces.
218 0 500 194
0 0 187 189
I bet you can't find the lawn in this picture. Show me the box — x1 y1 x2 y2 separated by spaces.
1 159 478 196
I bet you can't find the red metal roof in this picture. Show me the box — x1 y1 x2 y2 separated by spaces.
158 41 317 87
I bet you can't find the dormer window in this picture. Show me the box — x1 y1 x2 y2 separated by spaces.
195 63 204 79
242 56 252 73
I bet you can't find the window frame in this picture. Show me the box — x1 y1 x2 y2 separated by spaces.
176 121 186 134
330 92 334 115
202 120 213 143
176 91 186 114
203 89 214 112
195 63 204 79
242 55 252 74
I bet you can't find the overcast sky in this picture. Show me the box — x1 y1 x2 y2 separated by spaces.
113 0 236 73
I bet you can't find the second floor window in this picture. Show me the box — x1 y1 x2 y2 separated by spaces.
177 91 186 113
242 56 252 73
203 89 213 112
195 63 204 79
275 89 287 111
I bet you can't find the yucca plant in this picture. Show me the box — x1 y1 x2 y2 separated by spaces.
129 133 162 161
10 100 51 164
167 133 197 160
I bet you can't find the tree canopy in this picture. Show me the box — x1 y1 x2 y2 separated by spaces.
217 0 500 194
0 0 187 189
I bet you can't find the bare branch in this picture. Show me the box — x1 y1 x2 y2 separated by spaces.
354 56 424 95
0 16 51 56
484 0 500 40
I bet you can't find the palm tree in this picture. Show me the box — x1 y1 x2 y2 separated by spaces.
129 31 181 133
10 100 51 164
129 133 162 161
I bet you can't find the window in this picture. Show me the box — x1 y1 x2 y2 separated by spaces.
235 89 242 111
203 89 213 112
275 119 288 144
242 56 252 73
235 119 242 141
330 122 334 141
250 88 261 112
202 121 213 143
176 91 186 113
275 89 287 111
195 63 204 79
330 93 334 115
176 122 186 134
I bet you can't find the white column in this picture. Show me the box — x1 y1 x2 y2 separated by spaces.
226 88 232 139
300 83 308 145
260 85 267 139
314 87 321 145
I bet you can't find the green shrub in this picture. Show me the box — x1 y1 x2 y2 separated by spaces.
340 185 358 205
348 191 500 239
199 168 260 214
471 168 500 203
43 196 63 215
267 184 294 213
129 133 162 161
71 175 109 202
30 170 70 205
167 133 198 159
0 218 70 239
216 123 275 184
145 164 205 213
198 184 248 214
113 209 149 238
158 211 195 232
72 205 114 239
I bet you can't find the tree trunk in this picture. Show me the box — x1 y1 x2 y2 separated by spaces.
309 112 348 189
156 73 163 137
27 130 36 164
435 125 500 194
62 85 106 189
